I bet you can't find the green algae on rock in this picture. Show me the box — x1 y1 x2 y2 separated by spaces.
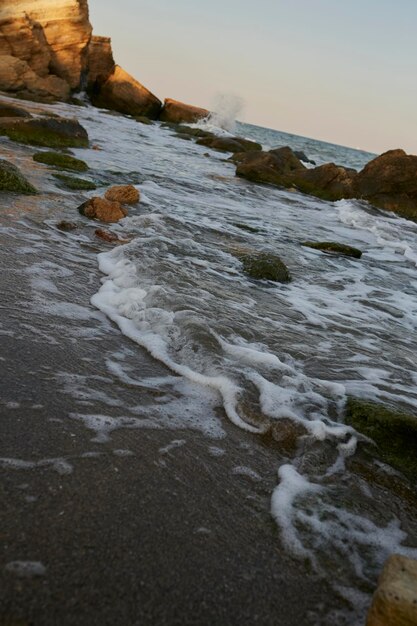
345 398 417 482
301 241 362 258
52 173 97 190
238 252 291 282
232 222 260 234
34 152 88 172
0 158 37 194
0 117 89 148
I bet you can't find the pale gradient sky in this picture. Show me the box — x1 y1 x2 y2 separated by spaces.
88 0 417 154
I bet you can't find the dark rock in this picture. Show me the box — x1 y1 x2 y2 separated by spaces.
0 102 32 118
0 117 89 148
78 197 128 223
293 150 316 166
134 116 154 125
52 173 97 190
345 398 417 482
294 163 357 201
33 151 88 172
301 241 362 258
95 228 130 244
197 136 262 153
175 125 214 139
238 252 291 282
236 147 305 187
160 99 209 124
57 220 77 231
354 149 417 220
232 222 260 234
0 158 37 194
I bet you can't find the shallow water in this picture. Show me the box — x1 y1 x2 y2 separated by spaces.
1 96 417 624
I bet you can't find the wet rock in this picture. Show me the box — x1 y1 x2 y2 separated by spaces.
0 158 37 194
95 228 130 244
294 150 316 166
134 116 154 125
232 222 260 234
354 149 417 220
0 101 31 118
345 398 417 482
238 252 291 283
175 125 214 139
52 173 97 191
104 185 140 205
294 162 357 201
78 197 128 223
160 98 209 124
236 147 305 187
0 116 89 148
91 65 162 119
57 220 77 231
33 151 88 172
367 555 417 626
197 136 262 153
301 241 362 258
270 419 308 455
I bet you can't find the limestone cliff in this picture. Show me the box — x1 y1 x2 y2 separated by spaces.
0 0 161 116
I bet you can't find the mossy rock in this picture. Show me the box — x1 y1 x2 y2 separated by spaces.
175 125 214 139
134 115 154 125
52 173 97 190
33 152 88 172
345 398 417 482
239 252 291 282
0 117 89 148
301 241 362 258
0 159 37 194
232 222 260 234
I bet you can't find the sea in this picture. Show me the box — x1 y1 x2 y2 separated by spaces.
1 95 417 624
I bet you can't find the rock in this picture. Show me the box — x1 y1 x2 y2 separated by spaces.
86 35 115 90
301 241 362 258
95 228 130 244
0 116 89 148
236 147 305 187
33 151 88 172
52 173 96 190
57 220 77 231
78 197 128 223
90 65 162 119
160 98 209 124
197 136 262 153
294 150 316 166
174 125 214 138
354 149 417 220
270 419 308 455
0 101 31 118
345 398 417 482
0 158 37 194
294 162 357 201
238 252 291 282
366 555 417 626
0 54 70 100
232 222 260 234
104 184 139 204
134 116 154 125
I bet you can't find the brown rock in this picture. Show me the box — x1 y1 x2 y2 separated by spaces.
104 184 140 205
160 98 209 124
236 147 306 187
0 100 31 118
366 555 417 626
91 65 161 118
294 162 357 201
354 149 417 220
197 136 262 153
0 55 70 100
57 220 77 231
79 197 128 223
86 35 115 90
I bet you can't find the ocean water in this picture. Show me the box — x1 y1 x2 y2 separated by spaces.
1 96 417 623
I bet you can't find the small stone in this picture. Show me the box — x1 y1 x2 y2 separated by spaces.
239 252 291 283
78 197 128 223
57 220 77 231
104 184 140 204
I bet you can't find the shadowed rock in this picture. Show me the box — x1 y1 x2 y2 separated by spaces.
160 99 209 124
0 158 37 194
0 101 32 118
33 151 88 172
236 147 306 187
0 116 89 148
301 241 362 258
197 135 262 153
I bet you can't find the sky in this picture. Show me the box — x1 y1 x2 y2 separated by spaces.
88 0 417 154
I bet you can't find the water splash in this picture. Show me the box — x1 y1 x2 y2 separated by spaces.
207 93 245 132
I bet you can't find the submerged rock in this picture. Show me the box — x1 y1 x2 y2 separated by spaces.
0 158 37 194
345 398 417 482
238 252 291 282
95 228 130 244
236 147 305 187
0 101 32 118
33 151 88 172
104 185 140 205
52 173 97 191
301 241 362 258
57 220 77 231
160 98 209 124
78 197 128 223
197 136 262 153
90 65 161 119
367 555 417 626
0 117 89 148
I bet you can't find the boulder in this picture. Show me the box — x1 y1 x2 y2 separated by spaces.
33 151 88 172
53 173 96 190
367 555 417 626
0 101 32 118
78 197 128 223
236 147 306 187
294 163 357 201
104 184 140 204
197 136 262 153
301 241 362 258
91 65 161 118
0 54 70 100
0 116 89 148
294 150 316 166
238 252 291 283
160 98 209 124
354 150 417 220
86 35 115 90
0 158 37 194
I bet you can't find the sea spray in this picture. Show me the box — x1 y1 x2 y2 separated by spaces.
207 93 245 132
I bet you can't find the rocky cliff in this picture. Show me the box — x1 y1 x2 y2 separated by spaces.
0 0 161 115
